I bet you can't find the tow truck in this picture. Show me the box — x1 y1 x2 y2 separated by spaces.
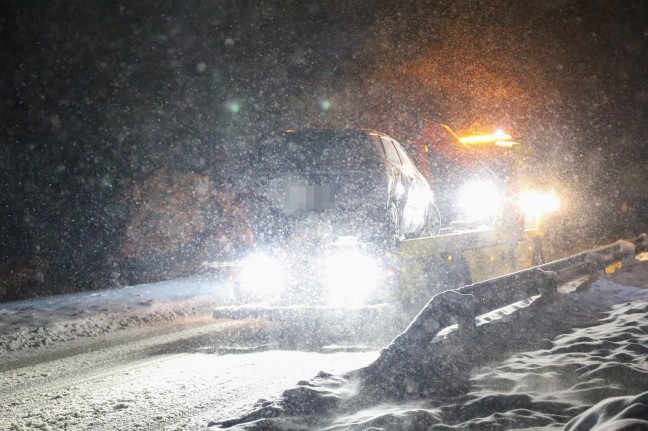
209 124 562 337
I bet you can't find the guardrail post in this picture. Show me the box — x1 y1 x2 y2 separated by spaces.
585 252 606 286
456 305 477 334
536 269 559 301
634 233 648 253
370 290 476 370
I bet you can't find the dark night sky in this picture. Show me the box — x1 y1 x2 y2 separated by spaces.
1 0 647 297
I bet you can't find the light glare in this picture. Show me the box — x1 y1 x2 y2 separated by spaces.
238 253 285 299
518 190 560 224
458 181 502 223
322 249 382 305
459 130 512 145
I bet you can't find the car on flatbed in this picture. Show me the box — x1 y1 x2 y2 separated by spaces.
210 126 554 312
239 129 437 248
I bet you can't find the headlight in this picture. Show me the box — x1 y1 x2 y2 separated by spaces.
457 180 502 224
237 252 286 300
518 190 560 223
321 249 384 305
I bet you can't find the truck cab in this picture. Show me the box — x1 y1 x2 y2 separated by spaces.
407 122 558 233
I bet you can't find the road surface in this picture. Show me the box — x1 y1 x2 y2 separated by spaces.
0 274 382 430
0 313 378 430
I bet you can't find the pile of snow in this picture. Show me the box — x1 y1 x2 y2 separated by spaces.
211 256 648 430
2 247 647 431
564 392 648 430
0 273 231 353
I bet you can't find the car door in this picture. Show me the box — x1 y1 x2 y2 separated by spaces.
377 135 431 236
391 138 432 235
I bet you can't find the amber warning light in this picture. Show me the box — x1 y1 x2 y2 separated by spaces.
458 129 519 147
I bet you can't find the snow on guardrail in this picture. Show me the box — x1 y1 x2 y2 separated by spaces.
360 233 648 397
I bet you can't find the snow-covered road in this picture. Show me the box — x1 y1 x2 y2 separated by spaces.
3 247 647 430
0 274 234 352
1 320 376 430
0 274 379 430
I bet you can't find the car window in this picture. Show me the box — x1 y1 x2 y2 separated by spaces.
380 137 403 166
260 131 379 173
393 140 416 171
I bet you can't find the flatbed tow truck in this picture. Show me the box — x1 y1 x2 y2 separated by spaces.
209 124 562 339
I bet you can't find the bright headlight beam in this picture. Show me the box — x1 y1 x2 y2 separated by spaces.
322 249 383 306
518 190 560 221
238 252 285 299
458 181 502 223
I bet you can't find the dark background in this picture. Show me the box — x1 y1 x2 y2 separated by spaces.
1 0 647 300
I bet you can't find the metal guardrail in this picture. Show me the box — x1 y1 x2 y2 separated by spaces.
538 234 646 283
375 234 647 366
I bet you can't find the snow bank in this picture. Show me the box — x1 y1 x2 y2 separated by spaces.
0 273 231 353
210 258 648 430
564 391 648 430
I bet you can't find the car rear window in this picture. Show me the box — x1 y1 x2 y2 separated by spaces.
259 130 379 173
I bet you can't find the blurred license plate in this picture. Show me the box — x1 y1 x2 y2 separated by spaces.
287 185 335 210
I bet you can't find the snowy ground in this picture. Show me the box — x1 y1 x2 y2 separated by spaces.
0 273 233 354
210 254 648 430
1 253 647 430
0 272 382 430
